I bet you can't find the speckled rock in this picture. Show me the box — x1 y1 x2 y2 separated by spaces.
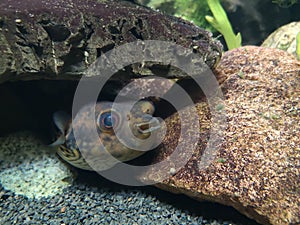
0 0 222 83
140 46 300 225
0 132 75 199
262 21 300 59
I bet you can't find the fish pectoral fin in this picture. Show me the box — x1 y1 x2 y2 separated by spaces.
53 111 71 133
49 134 66 147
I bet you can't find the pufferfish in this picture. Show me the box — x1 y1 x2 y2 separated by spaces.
50 101 162 171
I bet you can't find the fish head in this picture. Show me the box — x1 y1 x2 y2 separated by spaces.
93 100 162 160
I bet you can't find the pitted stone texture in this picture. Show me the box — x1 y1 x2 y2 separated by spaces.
0 0 222 83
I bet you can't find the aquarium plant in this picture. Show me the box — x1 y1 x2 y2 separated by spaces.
296 31 300 60
146 0 215 31
173 0 213 31
205 0 242 50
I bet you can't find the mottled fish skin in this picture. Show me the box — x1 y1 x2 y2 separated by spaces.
52 101 161 171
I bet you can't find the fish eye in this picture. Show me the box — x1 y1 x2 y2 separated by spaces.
98 111 119 131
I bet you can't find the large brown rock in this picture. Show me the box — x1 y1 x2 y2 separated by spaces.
0 0 222 83
141 46 300 225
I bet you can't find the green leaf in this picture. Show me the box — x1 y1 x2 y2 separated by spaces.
296 31 300 60
205 0 242 50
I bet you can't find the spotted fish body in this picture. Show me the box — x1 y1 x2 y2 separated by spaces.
51 101 161 171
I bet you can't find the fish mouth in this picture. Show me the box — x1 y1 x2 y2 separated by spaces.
135 116 161 134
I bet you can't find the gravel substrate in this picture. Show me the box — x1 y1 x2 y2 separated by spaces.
0 170 259 225
0 131 259 224
0 132 74 199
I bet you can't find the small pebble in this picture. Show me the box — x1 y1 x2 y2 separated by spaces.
60 206 66 213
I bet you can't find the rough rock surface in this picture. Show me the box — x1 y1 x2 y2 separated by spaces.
0 0 222 83
141 46 300 225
